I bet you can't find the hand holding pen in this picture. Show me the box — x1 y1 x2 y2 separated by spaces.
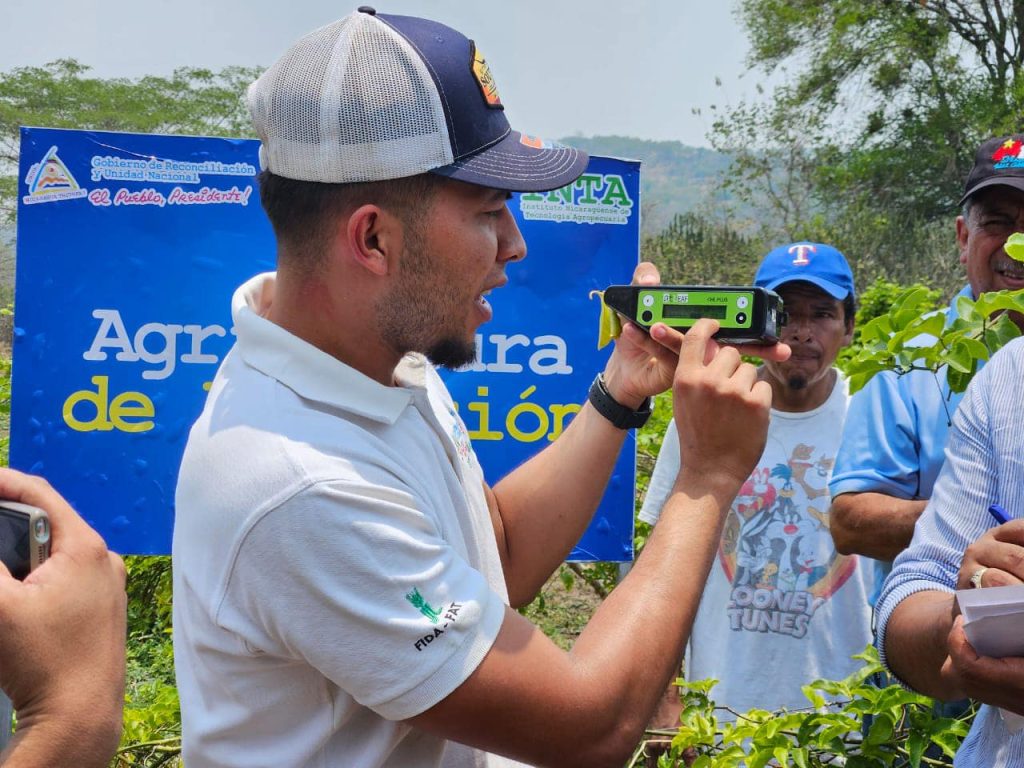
959 503 1024 590
989 504 1013 526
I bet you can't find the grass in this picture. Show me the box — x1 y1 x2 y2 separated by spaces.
520 566 605 651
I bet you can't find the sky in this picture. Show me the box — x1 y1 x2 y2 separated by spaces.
0 0 777 148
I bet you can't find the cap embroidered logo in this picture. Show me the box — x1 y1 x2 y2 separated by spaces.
992 138 1024 168
471 44 503 108
788 244 816 266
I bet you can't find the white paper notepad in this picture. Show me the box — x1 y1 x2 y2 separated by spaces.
956 584 1024 733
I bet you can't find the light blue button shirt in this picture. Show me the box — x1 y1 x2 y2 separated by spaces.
830 286 974 602
875 336 1024 767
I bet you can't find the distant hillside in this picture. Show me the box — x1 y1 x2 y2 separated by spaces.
558 135 733 236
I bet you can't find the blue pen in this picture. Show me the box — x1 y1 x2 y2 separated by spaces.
989 503 1012 525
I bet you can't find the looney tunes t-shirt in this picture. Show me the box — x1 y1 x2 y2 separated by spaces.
640 376 872 716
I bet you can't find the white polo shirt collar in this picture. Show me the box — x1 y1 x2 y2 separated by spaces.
231 272 423 425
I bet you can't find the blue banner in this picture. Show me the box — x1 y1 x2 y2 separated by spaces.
14 128 639 560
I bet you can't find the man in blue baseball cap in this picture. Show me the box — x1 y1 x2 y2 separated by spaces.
172 8 790 768
640 242 871 732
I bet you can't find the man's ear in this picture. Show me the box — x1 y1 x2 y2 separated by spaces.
955 215 969 266
344 204 398 277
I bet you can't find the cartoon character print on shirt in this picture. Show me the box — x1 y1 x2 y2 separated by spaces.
719 443 856 639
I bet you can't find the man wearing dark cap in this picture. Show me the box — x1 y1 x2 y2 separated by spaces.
171 8 788 767
829 135 1024 596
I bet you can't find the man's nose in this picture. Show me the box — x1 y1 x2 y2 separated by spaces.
498 207 526 264
785 315 813 340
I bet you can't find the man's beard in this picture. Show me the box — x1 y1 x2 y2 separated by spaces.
787 373 808 391
377 221 478 370
426 336 477 370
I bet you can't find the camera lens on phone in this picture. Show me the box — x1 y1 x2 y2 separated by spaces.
33 516 50 543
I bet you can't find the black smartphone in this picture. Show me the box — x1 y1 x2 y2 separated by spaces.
0 502 50 580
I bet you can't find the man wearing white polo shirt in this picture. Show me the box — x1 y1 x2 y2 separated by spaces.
172 8 791 768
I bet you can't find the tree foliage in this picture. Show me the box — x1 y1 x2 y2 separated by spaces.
642 212 766 286
705 1 1024 295
735 0 1024 217
642 646 973 768
840 285 1024 394
0 59 260 226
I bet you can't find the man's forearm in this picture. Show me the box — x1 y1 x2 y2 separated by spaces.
492 400 632 606
1 706 122 768
564 471 740 753
829 492 927 560
884 590 964 701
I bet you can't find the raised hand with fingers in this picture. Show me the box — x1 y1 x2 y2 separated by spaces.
653 318 775 497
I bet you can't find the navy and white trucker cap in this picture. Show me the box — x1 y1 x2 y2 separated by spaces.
247 6 588 192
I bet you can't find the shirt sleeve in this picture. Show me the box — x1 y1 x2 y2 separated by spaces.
638 418 681 525
873 358 998 681
829 370 922 499
216 478 508 722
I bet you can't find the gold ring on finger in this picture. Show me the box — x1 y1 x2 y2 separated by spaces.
969 567 989 589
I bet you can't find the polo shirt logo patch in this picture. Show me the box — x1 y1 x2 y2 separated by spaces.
447 406 472 465
405 587 442 624
408 596 465 652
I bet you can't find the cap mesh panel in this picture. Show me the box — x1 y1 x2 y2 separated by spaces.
247 12 452 183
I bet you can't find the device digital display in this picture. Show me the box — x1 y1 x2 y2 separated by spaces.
662 304 728 320
601 284 788 345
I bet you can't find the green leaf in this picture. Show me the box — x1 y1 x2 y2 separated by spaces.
800 683 826 710
946 367 973 394
900 311 945 343
874 685 931 710
861 314 895 343
717 745 746 762
907 731 927 768
1006 232 1024 262
955 296 979 323
865 712 895 745
817 716 859 744
930 728 963 759
974 288 1024 316
990 311 1024 348
942 342 974 373
558 567 574 591
745 748 774 768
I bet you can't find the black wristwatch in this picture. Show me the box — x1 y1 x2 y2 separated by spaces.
588 373 653 429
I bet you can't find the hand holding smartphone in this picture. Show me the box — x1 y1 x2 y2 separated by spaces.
0 470 125 767
0 501 50 580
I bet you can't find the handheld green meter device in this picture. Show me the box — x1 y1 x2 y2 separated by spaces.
602 285 788 344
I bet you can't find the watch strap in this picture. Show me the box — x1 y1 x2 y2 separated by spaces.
588 373 653 429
